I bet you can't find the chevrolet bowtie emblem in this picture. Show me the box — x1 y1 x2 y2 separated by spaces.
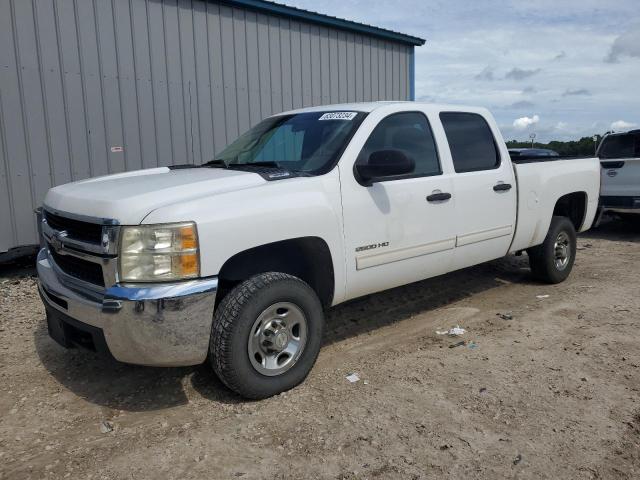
50 230 68 251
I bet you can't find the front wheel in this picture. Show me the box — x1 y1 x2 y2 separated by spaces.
527 216 577 284
210 272 324 399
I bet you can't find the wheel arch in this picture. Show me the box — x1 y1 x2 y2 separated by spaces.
215 236 335 309
552 191 588 231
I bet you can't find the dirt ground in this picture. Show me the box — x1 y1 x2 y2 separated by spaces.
1 215 640 480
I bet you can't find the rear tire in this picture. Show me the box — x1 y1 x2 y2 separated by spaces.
210 272 324 399
527 216 577 284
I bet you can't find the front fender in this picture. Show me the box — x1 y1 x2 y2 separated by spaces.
142 170 347 303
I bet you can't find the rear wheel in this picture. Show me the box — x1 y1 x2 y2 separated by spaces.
527 216 577 284
210 272 324 399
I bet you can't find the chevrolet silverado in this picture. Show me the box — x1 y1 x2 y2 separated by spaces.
36 102 600 398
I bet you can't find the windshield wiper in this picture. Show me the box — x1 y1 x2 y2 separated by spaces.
238 161 281 168
204 159 297 173
202 159 228 168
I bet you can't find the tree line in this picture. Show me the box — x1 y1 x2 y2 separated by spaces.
506 134 606 156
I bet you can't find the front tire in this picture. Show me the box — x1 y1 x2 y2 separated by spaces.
210 272 324 399
527 216 577 284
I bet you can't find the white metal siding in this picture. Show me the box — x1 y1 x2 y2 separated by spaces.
0 0 413 253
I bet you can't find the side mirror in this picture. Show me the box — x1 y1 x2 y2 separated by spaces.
356 150 415 185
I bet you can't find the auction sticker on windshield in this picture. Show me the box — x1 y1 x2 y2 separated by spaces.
318 112 358 121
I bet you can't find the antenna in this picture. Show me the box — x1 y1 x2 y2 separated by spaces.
529 132 536 148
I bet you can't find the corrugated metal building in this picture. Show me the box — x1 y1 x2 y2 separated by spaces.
0 0 424 258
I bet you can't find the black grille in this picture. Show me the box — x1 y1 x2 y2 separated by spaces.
49 246 105 287
42 287 68 310
44 210 103 244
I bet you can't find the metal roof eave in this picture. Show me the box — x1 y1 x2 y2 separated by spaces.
220 0 426 46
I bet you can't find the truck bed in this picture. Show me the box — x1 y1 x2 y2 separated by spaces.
510 155 596 164
509 156 600 253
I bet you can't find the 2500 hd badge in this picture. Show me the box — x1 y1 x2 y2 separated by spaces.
355 242 390 252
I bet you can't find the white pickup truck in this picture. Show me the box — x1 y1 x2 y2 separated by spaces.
37 102 600 398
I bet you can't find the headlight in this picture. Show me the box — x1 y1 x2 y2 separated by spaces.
119 222 200 282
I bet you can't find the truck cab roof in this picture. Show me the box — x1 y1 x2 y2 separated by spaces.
280 101 489 116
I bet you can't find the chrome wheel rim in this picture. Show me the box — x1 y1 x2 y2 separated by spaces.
554 231 571 271
248 302 308 377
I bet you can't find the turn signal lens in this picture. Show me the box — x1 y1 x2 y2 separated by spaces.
178 253 199 277
180 226 198 250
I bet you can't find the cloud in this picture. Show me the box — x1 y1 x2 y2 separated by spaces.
611 120 637 131
415 94 436 102
505 68 541 80
509 101 535 109
513 115 540 129
606 25 640 63
554 51 567 60
474 66 495 81
288 0 640 142
555 121 568 130
562 88 591 96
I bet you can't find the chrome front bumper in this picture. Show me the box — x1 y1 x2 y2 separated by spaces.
37 248 218 366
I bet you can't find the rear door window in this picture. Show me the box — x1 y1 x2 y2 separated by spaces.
440 112 500 173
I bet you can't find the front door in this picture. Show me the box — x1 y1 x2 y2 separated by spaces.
339 110 457 301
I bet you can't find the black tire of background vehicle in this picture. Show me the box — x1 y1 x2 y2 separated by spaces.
527 216 577 284
209 272 324 399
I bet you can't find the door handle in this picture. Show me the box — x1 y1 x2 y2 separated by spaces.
493 183 512 192
601 161 625 169
426 192 452 202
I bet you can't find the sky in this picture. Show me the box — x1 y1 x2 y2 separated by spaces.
285 0 640 142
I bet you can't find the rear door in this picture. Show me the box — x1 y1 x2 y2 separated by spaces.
439 112 517 270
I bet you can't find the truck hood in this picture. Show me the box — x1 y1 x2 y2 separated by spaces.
44 167 267 224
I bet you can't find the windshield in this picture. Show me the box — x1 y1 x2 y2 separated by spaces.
213 111 366 175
